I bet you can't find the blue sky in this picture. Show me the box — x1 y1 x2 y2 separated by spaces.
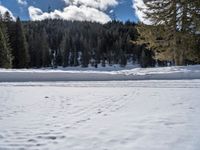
0 0 138 23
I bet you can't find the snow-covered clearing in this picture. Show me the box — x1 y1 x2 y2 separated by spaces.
0 65 200 81
0 80 200 150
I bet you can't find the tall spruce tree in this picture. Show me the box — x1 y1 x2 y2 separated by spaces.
40 28 50 67
13 17 29 68
136 0 200 65
60 34 71 67
0 19 12 68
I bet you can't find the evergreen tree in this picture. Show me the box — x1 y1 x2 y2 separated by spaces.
13 17 29 68
60 34 70 67
137 0 200 65
0 23 12 68
40 28 50 67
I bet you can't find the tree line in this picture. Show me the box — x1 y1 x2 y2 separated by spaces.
0 0 199 69
0 11 155 68
24 20 140 68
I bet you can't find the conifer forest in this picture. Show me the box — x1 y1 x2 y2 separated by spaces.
0 0 199 69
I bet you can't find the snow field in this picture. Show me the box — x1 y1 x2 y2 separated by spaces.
0 80 200 150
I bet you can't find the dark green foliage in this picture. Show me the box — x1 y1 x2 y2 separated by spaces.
137 0 200 66
13 17 29 68
23 20 143 68
139 45 155 68
0 13 12 68
0 26 12 68
4 16 29 68
26 27 50 68
1 11 156 69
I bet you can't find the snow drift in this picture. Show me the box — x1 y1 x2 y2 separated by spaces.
0 65 200 82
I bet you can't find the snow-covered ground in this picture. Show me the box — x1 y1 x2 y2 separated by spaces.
0 80 200 150
0 65 200 81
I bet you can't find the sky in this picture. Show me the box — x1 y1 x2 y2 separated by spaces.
0 0 144 24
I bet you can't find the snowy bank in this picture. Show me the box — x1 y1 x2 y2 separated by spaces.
0 65 200 82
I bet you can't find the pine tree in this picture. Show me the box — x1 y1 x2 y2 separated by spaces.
60 34 70 67
40 28 50 67
13 17 29 68
137 0 200 65
0 23 12 68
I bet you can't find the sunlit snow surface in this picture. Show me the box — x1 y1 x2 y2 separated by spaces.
0 80 200 150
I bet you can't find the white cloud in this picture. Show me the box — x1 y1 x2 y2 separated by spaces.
17 0 28 6
133 0 151 25
63 0 70 5
68 0 118 10
28 0 119 24
28 6 44 20
28 5 111 24
0 5 16 20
